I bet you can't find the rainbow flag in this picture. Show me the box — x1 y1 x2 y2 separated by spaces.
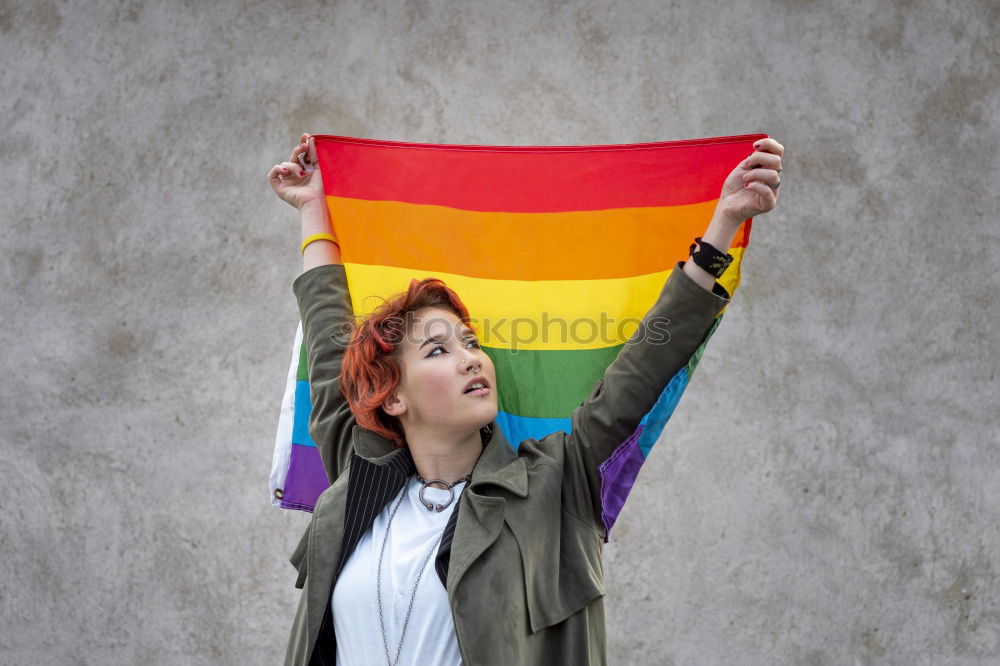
271 134 761 525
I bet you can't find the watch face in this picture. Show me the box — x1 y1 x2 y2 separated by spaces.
700 253 732 277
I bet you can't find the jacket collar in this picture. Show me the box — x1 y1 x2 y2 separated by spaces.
469 424 527 497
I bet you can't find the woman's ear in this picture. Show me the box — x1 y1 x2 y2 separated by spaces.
382 392 407 417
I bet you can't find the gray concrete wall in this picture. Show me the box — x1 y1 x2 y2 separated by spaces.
2 0 997 663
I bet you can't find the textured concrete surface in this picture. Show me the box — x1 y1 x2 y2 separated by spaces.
2 0 998 664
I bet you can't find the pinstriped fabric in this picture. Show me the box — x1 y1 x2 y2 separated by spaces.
387 450 413 476
334 444 465 591
335 447 415 579
434 495 462 587
313 613 336 666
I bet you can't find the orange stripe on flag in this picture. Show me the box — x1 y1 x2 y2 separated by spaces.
331 196 749 281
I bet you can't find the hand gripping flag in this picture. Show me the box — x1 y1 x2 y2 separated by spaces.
270 134 762 533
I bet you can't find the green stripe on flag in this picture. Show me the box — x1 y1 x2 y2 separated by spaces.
483 344 624 419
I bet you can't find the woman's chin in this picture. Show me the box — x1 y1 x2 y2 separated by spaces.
471 405 499 432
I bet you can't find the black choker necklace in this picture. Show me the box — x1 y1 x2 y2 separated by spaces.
415 473 472 512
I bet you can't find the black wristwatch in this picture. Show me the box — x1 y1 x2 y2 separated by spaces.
688 237 734 278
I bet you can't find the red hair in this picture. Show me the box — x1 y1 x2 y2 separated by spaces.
341 278 473 446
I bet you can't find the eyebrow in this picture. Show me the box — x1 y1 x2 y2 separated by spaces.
417 329 477 350
418 334 446 350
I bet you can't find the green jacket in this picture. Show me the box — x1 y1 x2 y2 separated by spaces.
284 262 731 666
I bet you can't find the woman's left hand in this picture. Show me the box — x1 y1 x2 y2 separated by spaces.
712 137 784 227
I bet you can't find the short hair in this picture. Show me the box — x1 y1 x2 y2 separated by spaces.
341 277 472 446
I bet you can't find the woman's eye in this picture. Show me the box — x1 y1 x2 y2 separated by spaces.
427 344 446 357
465 339 480 349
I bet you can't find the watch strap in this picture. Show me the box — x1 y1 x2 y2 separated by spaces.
688 236 734 278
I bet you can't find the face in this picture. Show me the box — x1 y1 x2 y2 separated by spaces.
385 306 498 437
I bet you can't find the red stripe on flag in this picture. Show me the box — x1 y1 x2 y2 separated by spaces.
314 134 767 213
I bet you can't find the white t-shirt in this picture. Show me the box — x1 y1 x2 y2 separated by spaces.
332 476 466 666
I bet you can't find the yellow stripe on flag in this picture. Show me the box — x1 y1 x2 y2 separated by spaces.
343 249 742 351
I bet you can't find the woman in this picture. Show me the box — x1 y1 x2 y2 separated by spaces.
269 133 783 665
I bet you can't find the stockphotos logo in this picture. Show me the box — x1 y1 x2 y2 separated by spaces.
332 313 671 353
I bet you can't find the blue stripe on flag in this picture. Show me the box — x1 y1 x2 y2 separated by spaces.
292 380 315 447
496 412 572 449
637 367 691 457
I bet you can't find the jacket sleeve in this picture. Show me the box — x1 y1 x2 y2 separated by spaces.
292 263 357 485
560 261 731 537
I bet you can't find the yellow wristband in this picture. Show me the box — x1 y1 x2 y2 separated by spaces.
301 232 339 255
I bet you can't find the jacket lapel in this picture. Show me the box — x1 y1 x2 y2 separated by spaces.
446 426 528 594
305 428 413 651
304 472 349 649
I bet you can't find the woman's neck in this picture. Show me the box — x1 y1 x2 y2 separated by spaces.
405 426 484 483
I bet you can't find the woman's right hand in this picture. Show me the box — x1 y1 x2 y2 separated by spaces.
268 133 326 210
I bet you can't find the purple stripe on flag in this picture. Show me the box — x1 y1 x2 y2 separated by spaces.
279 443 329 512
598 425 647 541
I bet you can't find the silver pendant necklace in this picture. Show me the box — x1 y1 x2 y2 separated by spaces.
415 473 472 512
376 477 465 666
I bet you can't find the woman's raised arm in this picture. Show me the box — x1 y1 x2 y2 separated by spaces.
557 137 784 538
269 133 343 271
271 134 356 483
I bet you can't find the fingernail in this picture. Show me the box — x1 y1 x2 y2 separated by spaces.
743 183 750 188
753 142 761 149
299 171 306 177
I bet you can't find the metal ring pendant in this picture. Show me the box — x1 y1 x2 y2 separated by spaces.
418 480 455 512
